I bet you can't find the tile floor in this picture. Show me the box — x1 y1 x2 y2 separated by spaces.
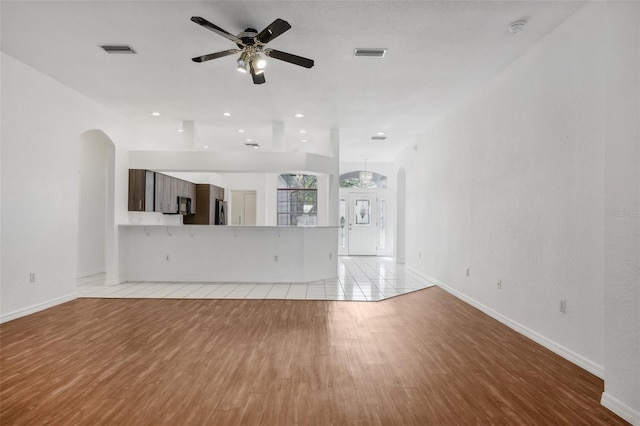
77 256 434 302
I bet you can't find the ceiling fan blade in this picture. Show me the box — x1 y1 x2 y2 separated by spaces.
266 49 314 69
256 18 291 44
192 49 240 63
250 63 266 85
191 16 242 45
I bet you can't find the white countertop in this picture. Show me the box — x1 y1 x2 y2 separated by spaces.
119 224 339 229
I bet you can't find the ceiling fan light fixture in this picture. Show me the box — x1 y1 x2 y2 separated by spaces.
254 54 267 70
191 16 314 84
237 51 251 73
236 58 248 73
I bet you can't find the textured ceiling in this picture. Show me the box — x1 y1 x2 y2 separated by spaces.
1 1 584 162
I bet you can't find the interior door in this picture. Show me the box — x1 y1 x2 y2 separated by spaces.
231 190 257 225
348 193 378 255
244 193 256 226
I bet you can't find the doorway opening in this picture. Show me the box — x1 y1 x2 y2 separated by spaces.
338 171 388 256
77 130 115 282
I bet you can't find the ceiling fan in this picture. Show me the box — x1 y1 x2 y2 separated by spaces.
191 16 315 85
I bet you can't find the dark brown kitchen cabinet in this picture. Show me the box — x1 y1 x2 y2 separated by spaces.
154 172 167 212
184 184 224 225
128 169 155 211
129 169 196 214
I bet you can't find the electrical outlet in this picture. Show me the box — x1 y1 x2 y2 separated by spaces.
497 280 502 289
29 272 36 283
419 252 422 258
165 254 170 262
560 299 567 313
466 268 470 277
274 255 278 262
329 253 333 260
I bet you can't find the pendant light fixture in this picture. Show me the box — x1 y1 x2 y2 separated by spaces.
359 159 373 185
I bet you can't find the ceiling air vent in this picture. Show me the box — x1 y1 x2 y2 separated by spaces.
245 143 260 149
371 135 387 141
100 45 136 54
354 48 387 58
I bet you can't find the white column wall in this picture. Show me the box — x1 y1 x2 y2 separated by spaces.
601 1 640 423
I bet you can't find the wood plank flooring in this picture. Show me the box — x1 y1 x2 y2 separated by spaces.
0 287 626 425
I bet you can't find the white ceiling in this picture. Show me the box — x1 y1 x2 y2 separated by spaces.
1 1 584 162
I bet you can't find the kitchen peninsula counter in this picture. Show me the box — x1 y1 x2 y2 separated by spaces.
118 225 338 283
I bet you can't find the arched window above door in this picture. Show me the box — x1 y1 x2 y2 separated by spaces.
339 171 387 189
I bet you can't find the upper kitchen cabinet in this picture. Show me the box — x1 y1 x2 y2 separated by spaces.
155 173 176 213
154 172 168 213
128 169 155 212
129 170 196 214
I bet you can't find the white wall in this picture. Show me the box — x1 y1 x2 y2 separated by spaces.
396 167 406 263
601 1 640 423
395 2 639 421
0 52 143 321
398 2 606 372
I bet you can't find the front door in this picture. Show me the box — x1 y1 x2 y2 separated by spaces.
348 193 378 255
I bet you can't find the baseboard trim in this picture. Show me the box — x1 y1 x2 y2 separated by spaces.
601 392 640 425
404 266 604 379
0 293 77 324
77 270 106 279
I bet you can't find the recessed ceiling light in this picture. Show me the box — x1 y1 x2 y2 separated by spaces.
151 112 160 116
299 130 307 134
294 113 305 118
301 139 308 143
238 129 245 133
223 112 231 117
252 145 259 149
376 132 386 136
177 129 184 132
203 145 209 149
246 138 252 142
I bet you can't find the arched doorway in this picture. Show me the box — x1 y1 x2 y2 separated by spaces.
77 130 115 282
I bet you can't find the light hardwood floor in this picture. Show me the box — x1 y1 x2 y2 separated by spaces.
0 287 626 425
